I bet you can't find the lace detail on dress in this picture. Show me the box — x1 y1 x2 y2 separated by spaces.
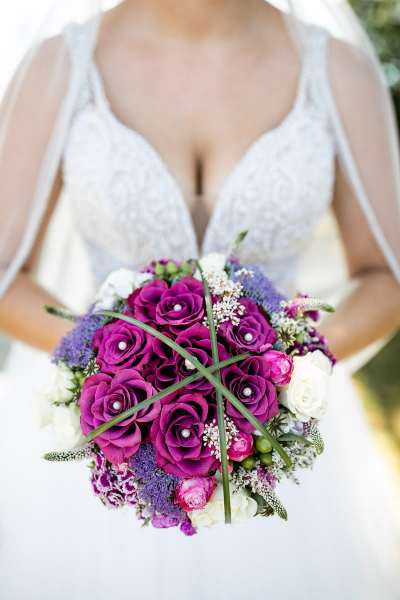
62 22 336 294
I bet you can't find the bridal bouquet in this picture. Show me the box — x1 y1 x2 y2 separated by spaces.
40 244 335 535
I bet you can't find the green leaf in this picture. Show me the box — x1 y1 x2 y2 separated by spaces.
197 261 231 524
96 310 292 468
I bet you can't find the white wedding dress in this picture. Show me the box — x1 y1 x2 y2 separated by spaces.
0 22 399 600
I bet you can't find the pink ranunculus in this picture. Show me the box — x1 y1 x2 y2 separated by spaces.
227 432 254 462
262 350 294 386
80 369 160 465
93 320 153 374
150 392 218 477
175 477 217 512
155 277 205 333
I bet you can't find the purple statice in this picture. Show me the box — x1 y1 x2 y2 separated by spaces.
179 517 197 536
293 328 337 365
228 262 286 315
91 451 137 509
53 306 106 369
257 465 278 489
130 444 185 526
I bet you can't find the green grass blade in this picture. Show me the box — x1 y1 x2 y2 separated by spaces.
98 310 291 467
86 354 248 441
197 262 231 524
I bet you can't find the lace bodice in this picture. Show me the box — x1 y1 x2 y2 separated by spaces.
62 23 336 295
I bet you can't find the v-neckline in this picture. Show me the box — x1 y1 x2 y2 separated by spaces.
89 54 310 254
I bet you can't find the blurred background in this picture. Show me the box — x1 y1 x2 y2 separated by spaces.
0 0 399 469
349 0 400 471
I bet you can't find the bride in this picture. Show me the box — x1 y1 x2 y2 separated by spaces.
0 1 400 598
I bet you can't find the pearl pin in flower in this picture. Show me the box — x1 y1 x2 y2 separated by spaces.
118 340 128 351
244 332 254 343
181 428 191 439
112 400 122 411
243 387 252 398
184 358 196 371
173 304 182 312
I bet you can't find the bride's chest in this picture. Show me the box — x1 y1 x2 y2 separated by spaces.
62 99 336 283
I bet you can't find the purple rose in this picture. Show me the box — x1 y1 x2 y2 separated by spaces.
80 369 160 465
262 350 294 385
128 279 168 323
150 392 218 477
155 277 205 333
175 477 217 512
219 298 277 353
174 324 229 394
222 363 278 432
227 432 254 462
94 320 153 373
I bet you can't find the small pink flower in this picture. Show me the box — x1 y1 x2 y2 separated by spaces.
228 432 254 462
262 350 294 386
175 477 217 512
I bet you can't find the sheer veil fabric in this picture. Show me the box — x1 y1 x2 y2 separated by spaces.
0 0 400 299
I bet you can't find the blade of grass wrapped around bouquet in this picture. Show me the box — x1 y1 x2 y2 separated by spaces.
98 311 292 468
197 261 231 524
86 354 249 441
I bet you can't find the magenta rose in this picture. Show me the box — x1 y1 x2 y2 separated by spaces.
174 324 229 394
93 320 153 373
175 477 217 512
227 432 254 462
219 298 277 353
262 350 294 385
80 369 160 464
222 363 278 432
150 392 218 477
155 277 205 333
128 279 168 323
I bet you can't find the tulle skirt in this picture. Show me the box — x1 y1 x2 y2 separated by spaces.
1 342 399 600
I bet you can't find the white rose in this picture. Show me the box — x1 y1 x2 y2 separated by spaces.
95 268 152 310
34 364 84 448
189 485 257 528
51 404 85 449
279 350 332 422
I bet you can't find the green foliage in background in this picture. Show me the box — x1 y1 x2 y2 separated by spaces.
351 0 400 458
351 0 400 121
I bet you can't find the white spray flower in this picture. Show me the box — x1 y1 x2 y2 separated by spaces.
95 268 152 310
189 484 257 528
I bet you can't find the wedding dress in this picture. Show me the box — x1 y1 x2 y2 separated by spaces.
0 21 399 600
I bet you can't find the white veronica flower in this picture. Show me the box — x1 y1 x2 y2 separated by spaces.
279 350 332 422
189 485 257 528
95 268 152 310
